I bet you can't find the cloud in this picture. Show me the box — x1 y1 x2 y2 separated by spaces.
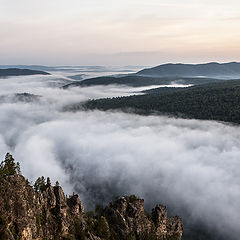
0 73 239 239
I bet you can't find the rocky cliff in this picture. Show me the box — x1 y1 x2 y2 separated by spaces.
0 154 183 240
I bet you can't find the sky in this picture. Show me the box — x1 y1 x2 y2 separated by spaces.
0 0 240 65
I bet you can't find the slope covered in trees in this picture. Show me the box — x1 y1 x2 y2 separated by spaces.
63 75 223 88
79 80 240 124
0 68 50 77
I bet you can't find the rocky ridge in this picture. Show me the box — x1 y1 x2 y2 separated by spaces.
0 153 183 240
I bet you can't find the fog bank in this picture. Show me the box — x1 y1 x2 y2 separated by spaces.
0 73 239 239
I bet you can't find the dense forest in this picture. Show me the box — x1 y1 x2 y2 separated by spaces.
63 75 223 88
74 80 240 124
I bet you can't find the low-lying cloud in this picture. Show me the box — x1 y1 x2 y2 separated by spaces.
0 74 240 239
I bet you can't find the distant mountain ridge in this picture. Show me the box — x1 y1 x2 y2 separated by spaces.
0 68 50 77
137 62 240 78
63 75 223 88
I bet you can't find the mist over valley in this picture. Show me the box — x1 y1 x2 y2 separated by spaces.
0 65 240 239
1 0 240 239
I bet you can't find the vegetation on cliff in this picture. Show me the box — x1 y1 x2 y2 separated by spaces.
0 154 183 240
0 153 21 178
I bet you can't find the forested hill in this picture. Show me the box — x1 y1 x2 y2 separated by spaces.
63 75 222 88
137 62 240 78
77 80 240 124
0 68 50 77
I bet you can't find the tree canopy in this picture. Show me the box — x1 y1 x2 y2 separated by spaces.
81 80 240 124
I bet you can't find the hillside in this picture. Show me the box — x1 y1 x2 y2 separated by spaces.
0 93 41 103
63 75 222 88
0 68 50 77
0 153 183 240
137 62 240 79
74 80 240 124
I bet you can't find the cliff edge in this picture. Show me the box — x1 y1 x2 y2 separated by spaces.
0 153 183 240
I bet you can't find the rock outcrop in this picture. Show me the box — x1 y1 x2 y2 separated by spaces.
0 174 85 240
104 196 183 240
0 154 183 240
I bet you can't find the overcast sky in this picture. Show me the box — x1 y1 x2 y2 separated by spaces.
0 0 240 65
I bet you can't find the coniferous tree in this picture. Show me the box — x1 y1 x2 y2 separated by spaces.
46 177 51 187
34 177 42 192
40 176 46 191
3 153 16 175
34 176 47 192
0 153 21 177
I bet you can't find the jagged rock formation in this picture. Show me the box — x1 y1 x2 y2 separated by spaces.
104 196 183 240
0 154 183 240
0 174 85 240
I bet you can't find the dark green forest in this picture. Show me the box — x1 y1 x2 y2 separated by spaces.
63 75 223 88
76 80 240 124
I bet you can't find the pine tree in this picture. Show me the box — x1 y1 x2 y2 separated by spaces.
34 176 47 192
46 177 51 187
0 153 21 177
40 176 46 192
3 153 16 175
34 177 42 192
